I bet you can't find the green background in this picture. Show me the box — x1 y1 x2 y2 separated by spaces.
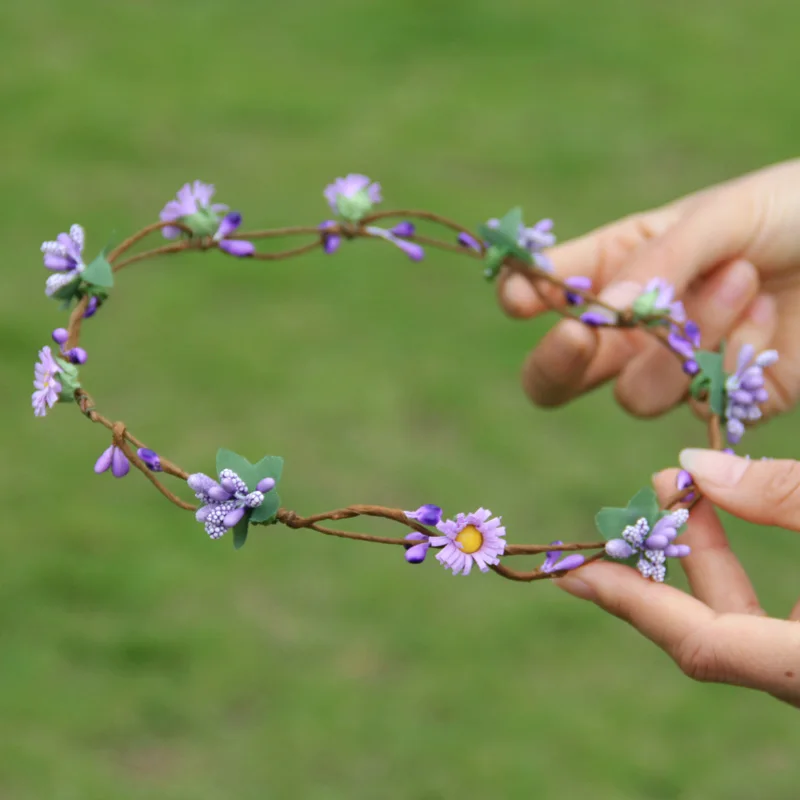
2 1 800 797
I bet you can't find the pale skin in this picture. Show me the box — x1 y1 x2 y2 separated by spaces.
497 159 800 707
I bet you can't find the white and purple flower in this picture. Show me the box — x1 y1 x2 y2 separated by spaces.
324 174 382 222
42 224 86 297
160 181 229 238
429 508 506 576
32 346 63 417
604 510 690 582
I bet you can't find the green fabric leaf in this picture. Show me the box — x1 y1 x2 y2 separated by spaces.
232 516 249 550
595 508 634 540
497 206 523 238
249 491 281 524
595 488 660 540
183 207 221 237
52 277 83 303
477 223 533 266
81 252 114 288
695 350 726 415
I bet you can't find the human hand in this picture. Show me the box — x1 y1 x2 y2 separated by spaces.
498 159 800 418
556 450 800 708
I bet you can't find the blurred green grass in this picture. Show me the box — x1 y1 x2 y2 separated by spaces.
2 0 800 797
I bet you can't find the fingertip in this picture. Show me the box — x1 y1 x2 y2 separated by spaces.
498 272 542 318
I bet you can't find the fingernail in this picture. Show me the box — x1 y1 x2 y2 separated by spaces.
715 260 757 306
598 280 642 310
748 293 777 326
502 273 537 313
678 448 749 486
554 575 597 602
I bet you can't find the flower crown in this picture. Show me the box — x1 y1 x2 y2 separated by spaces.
33 175 778 583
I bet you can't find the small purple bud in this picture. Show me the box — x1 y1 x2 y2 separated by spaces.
196 505 212 522
404 542 430 564
208 485 232 502
218 239 255 257
94 445 114 474
256 477 276 493
395 238 424 261
223 506 247 528
752 387 769 404
664 543 691 558
457 232 482 252
187 473 216 493
244 491 264 508
390 221 415 237
220 477 239 494
580 309 616 326
740 368 765 391
564 276 592 306
755 349 779 368
51 328 69 345
676 469 696 502
727 418 745 445
84 296 100 318
552 554 586 572
67 347 87 365
605 539 634 560
644 534 670 551
685 320 701 346
216 211 242 240
137 448 162 472
405 505 442 526
111 446 130 478
324 234 341 254
683 359 699 376
730 389 754 406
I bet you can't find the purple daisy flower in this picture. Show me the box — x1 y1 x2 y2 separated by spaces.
540 541 586 573
604 509 690 582
365 226 424 261
42 224 86 297
404 532 431 564
159 181 229 239
324 174 382 222
95 444 130 478
32 346 63 417
213 212 255 257
428 508 506 576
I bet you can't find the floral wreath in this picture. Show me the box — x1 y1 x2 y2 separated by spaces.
33 176 778 583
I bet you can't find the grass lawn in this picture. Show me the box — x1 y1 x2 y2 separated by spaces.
2 1 800 797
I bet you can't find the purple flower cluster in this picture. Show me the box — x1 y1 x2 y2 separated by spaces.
32 346 63 417
189 470 276 540
160 181 229 238
724 344 778 445
458 217 556 270
403 505 506 576
42 224 86 297
324 174 381 222
604 509 690 582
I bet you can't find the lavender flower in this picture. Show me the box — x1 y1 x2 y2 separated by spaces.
137 448 162 472
324 174 382 222
540 541 586 573
487 216 556 270
405 504 443 526
724 344 778 444
213 212 255 257
667 320 701 374
428 508 506 576
95 445 130 478
404 532 431 564
604 510 690 582
365 226 424 261
42 224 86 297
32 346 63 417
319 220 341 254
188 468 275 540
160 181 229 238
634 278 686 322
564 276 592 306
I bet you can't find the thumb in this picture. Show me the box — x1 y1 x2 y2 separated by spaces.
679 449 800 531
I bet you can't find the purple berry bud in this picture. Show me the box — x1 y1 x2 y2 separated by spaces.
196 505 212 522
51 328 70 345
552 554 586 572
390 221 415 238
644 534 670 551
730 389 753 405
683 359 699 376
208 485 232 502
220 477 239 494
137 448 162 472
753 387 769 404
244 491 264 508
755 349 779 368
111 446 130 478
664 544 691 558
187 473 215 493
580 309 616 326
83 296 100 318
256 477 276 493
605 539 634 560
405 504 442 526
94 445 114 474
223 507 246 528
67 347 88 365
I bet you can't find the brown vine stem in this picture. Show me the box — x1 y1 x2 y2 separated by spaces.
362 209 478 240
491 550 608 583
113 242 193 272
249 241 323 260
230 226 325 240
106 220 194 264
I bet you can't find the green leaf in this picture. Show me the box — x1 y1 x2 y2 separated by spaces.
81 251 114 288
695 350 726 415
232 516 249 550
52 277 83 303
595 488 660 540
249 490 280 524
497 206 523 239
251 455 284 484
477 224 533 267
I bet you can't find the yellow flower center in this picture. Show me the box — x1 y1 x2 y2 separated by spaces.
455 525 483 555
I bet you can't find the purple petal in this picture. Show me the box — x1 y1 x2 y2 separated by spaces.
394 238 424 261
664 543 691 558
67 347 87 365
668 329 696 360
752 387 769 404
564 276 592 306
683 359 699 376
43 253 74 271
730 389 754 406
736 344 755 376
605 539 634 559
94 445 114 474
580 309 616 326
390 221 415 237
256 477 276 493
223 506 247 528
111 447 130 478
727 418 745 445
216 212 242 240
220 477 239 494
457 232 481 252
51 328 69 345
405 505 442 526
83 296 100 318
685 321 701 347
137 448 162 472
218 239 255 257
208 486 232 502
755 349 779 368
644 534 670 551
404 542 430 564
323 234 341 255
552 554 586 572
